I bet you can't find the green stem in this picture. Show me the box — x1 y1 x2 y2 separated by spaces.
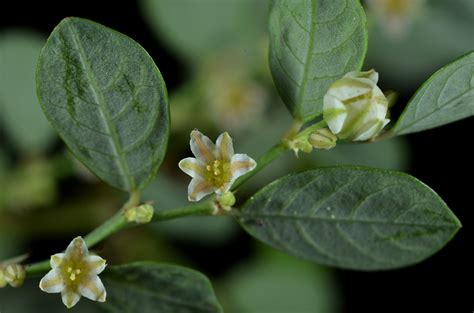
294 120 327 140
232 142 289 191
24 199 215 277
24 120 324 277
152 203 215 222
232 119 327 191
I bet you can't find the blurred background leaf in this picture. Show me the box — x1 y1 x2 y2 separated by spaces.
365 0 474 90
0 30 56 156
220 244 339 313
140 0 268 66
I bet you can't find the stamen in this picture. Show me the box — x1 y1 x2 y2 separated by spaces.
67 268 81 281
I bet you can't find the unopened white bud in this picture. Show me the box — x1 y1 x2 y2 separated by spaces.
3 264 25 288
309 128 337 150
323 70 390 141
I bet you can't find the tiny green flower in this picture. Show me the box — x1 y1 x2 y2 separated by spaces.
179 130 257 201
323 70 390 141
39 236 107 309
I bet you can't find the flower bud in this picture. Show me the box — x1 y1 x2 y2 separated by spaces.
0 268 7 288
323 70 390 141
218 191 236 209
124 204 154 224
3 264 25 288
309 128 337 150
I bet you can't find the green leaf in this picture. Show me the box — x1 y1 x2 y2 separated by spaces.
269 0 368 121
0 30 56 155
37 17 169 192
392 51 474 135
140 0 267 64
101 262 223 313
239 167 461 270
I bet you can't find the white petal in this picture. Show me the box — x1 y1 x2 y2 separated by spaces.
87 255 107 275
50 253 65 269
327 77 374 101
61 289 81 308
190 130 216 163
215 132 234 162
65 236 89 259
323 94 347 134
79 275 106 302
353 118 389 141
230 154 257 181
178 157 207 179
39 269 64 293
344 69 379 84
187 178 218 202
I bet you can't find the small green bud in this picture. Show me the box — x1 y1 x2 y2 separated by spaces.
124 204 154 224
309 128 337 150
0 268 7 288
218 191 236 209
3 264 25 288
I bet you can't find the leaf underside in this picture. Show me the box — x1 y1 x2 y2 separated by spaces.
393 51 474 135
269 0 368 121
37 17 169 191
239 167 460 270
101 262 223 313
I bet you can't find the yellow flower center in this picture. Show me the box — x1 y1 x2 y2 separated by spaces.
67 267 81 281
205 159 231 187
59 259 89 288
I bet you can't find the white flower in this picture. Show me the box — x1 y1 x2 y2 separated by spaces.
179 130 257 201
323 70 390 141
39 236 107 308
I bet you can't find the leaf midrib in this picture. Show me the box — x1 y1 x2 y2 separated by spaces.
68 21 134 190
295 0 317 116
240 212 457 229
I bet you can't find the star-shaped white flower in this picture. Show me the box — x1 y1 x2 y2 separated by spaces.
179 130 257 201
39 236 106 308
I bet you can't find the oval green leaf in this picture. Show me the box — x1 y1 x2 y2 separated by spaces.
392 51 474 135
0 30 56 155
37 17 169 192
239 167 461 270
269 0 368 122
101 262 223 313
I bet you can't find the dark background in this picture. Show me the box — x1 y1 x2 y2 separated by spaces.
1 1 472 312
